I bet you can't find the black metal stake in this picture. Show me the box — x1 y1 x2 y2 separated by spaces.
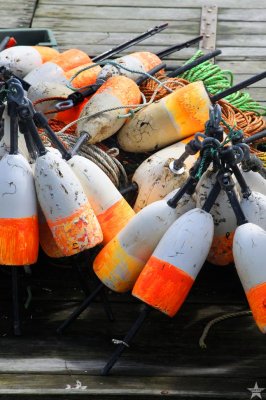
102 304 151 376
12 267 21 336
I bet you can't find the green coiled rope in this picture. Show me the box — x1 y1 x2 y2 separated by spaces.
180 50 266 116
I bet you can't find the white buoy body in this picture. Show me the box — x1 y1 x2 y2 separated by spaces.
132 137 196 212
0 46 43 78
93 193 195 293
196 169 239 266
0 153 39 265
240 169 266 197
133 208 214 316
240 191 266 230
34 151 103 256
24 62 69 86
233 223 266 333
69 155 135 243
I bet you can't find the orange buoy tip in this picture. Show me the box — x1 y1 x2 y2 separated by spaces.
96 75 142 106
97 197 135 244
132 256 194 317
0 216 39 265
33 46 59 63
246 282 266 334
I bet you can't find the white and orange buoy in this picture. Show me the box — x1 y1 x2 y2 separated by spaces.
132 208 214 316
76 75 142 143
38 207 65 259
97 51 162 82
0 103 39 265
117 81 211 153
132 136 197 212
24 49 91 86
34 149 103 256
240 191 266 230
196 169 239 266
93 192 195 293
233 223 266 333
0 45 59 77
65 63 102 89
69 156 135 244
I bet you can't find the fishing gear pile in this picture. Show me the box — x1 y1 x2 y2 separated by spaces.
0 26 265 373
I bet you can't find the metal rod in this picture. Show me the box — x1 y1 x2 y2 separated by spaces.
135 63 166 85
211 71 266 103
102 304 151 376
56 282 104 334
202 179 221 213
92 23 168 62
157 35 203 58
167 49 222 77
8 102 19 155
244 129 266 145
99 288 115 322
12 267 21 336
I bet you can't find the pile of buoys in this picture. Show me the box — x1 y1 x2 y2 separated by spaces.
0 27 266 373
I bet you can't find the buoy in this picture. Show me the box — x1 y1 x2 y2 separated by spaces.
132 208 214 316
97 51 162 82
69 156 135 244
16 94 103 256
233 223 266 333
76 75 142 143
93 192 195 293
0 45 59 78
117 81 211 152
0 102 38 265
196 169 239 266
132 136 197 212
65 63 102 89
240 191 266 230
27 82 73 118
24 49 91 86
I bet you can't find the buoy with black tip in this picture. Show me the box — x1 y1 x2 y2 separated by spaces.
233 223 266 333
13 86 103 256
0 80 39 336
0 45 59 78
56 188 195 335
33 112 135 244
102 182 218 376
117 69 266 153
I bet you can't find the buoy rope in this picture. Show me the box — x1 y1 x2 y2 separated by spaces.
199 310 252 349
66 59 173 94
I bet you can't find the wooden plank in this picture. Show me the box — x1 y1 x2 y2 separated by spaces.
33 5 201 21
0 0 36 28
0 375 258 399
37 0 266 9
32 18 200 34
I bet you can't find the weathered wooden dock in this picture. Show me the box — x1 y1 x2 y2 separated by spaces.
0 0 266 398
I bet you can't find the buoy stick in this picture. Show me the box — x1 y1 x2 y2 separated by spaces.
102 304 151 376
0 36 11 52
12 267 21 336
157 35 203 58
211 71 266 103
167 49 222 77
244 129 266 145
56 282 105 334
92 23 168 62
